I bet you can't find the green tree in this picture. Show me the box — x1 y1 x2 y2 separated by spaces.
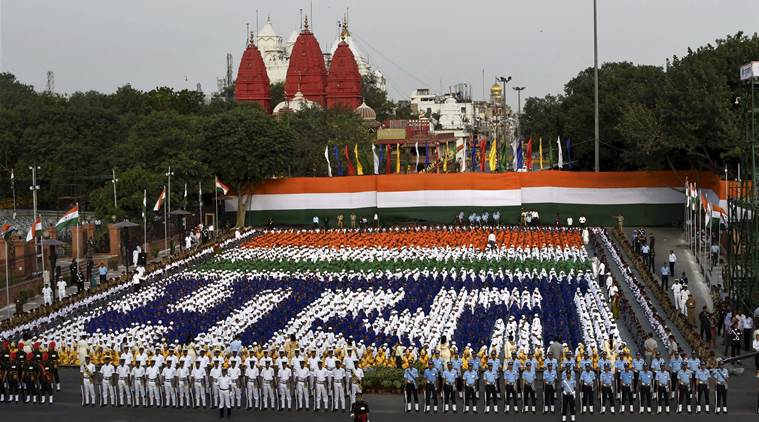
203 106 293 227
270 82 285 107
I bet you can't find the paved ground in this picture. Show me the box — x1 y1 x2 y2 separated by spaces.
1 368 759 421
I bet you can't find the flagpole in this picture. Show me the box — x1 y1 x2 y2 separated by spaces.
199 182 203 228
143 189 148 254
5 242 10 317
163 185 168 254
75 203 79 265
214 177 219 233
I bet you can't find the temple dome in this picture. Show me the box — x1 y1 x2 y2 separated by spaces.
326 40 362 109
355 101 376 121
234 41 271 112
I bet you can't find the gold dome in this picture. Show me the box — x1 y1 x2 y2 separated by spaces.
490 82 502 95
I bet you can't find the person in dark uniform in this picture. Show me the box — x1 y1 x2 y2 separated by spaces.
38 358 54 404
69 260 79 293
7 352 20 402
48 342 61 391
350 393 369 422
23 353 39 403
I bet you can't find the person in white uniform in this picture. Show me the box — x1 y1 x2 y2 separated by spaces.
332 360 347 411
315 360 330 411
217 367 232 418
161 362 177 407
260 360 276 409
294 360 310 410
115 357 132 407
176 360 191 408
277 361 293 410
131 361 146 407
80 355 97 406
244 361 260 409
190 360 207 408
99 356 116 406
145 359 161 407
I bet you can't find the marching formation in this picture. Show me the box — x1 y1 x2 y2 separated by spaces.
0 341 61 404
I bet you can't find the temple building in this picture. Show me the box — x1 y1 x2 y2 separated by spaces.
233 34 271 112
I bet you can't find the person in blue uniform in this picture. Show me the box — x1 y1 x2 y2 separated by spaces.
543 361 557 414
619 363 634 414
632 353 644 399
600 363 615 414
463 365 478 413
676 364 693 414
487 351 502 399
483 362 498 414
638 362 654 414
655 365 671 414
669 353 683 400
442 362 457 413
521 361 536 414
423 361 438 413
561 369 576 422
579 363 596 414
404 364 419 412
712 360 728 414
694 362 711 414
503 360 519 413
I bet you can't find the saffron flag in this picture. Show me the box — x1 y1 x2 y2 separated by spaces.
355 144 364 176
1 223 17 241
488 138 497 172
215 177 230 195
395 143 400 174
325 145 332 177
25 216 41 242
525 138 533 170
538 137 544 169
344 145 355 176
372 144 379 175
557 136 563 169
153 187 166 212
55 204 80 230
443 142 449 173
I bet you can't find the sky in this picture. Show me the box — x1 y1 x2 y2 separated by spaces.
2 0 758 109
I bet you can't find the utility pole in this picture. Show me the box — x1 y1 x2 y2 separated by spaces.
593 0 600 172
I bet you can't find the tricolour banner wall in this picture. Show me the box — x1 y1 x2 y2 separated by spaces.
226 171 725 227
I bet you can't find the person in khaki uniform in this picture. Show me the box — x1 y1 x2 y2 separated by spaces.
686 294 697 326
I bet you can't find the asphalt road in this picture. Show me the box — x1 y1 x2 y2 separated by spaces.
2 368 759 421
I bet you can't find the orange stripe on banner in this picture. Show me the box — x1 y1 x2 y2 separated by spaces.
239 170 723 195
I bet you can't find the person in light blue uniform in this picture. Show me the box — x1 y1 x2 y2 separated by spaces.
676 365 692 414
462 366 478 413
650 353 663 373
483 362 498 414
600 363 615 414
561 369 576 422
487 351 502 399
669 353 683 399
712 360 728 414
543 362 558 414
619 364 634 413
632 353 645 398
655 365 671 414
639 363 654 414
579 363 596 414
442 362 457 413
521 361 537 413
503 360 519 413
404 365 419 412
694 362 711 414
423 361 439 413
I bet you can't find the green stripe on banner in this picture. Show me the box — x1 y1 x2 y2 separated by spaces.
238 203 683 227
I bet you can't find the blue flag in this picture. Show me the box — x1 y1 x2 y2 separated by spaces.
378 145 385 174
516 139 523 170
424 144 429 168
471 143 478 172
333 145 343 176
565 138 573 169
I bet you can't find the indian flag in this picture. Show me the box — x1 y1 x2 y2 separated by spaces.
25 216 42 242
215 177 231 195
153 187 166 212
55 205 79 230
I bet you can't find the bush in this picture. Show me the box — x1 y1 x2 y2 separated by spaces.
363 366 404 393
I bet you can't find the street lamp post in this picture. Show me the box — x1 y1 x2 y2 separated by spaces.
593 0 600 172
513 86 526 138
29 165 41 275
111 168 119 209
496 76 512 160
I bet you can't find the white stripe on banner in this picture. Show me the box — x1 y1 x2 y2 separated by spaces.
227 187 686 211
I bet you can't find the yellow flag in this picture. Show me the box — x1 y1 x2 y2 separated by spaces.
488 138 497 172
395 143 401 173
443 142 449 173
354 144 364 175
539 137 544 169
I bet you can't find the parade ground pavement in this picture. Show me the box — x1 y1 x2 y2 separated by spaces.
2 367 759 421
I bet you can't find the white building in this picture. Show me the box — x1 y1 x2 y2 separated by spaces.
410 88 474 131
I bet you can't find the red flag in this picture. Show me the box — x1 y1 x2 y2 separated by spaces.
525 138 533 170
479 137 487 172
344 145 355 176
386 144 392 174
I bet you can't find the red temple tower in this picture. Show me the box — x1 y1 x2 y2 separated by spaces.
326 38 362 110
284 17 328 106
234 38 271 112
